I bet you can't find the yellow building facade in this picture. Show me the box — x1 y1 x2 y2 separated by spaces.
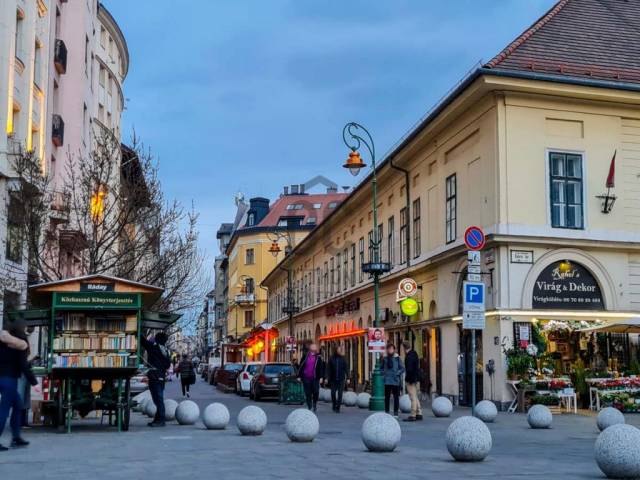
263 1 640 408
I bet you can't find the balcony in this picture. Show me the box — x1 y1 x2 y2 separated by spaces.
52 114 64 147
234 293 255 305
50 191 70 225
54 39 67 74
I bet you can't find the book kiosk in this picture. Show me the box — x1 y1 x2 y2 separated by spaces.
9 275 180 433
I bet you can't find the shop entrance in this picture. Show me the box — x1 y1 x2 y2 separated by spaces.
458 326 483 406
420 328 431 394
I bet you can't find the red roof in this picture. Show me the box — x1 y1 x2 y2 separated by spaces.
485 0 640 84
257 192 347 228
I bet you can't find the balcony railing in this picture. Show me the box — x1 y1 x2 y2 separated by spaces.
54 39 67 74
234 293 255 305
52 114 64 147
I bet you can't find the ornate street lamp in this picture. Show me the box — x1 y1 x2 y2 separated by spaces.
342 122 390 411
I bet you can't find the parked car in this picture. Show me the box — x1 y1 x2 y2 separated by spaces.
208 366 220 385
130 371 149 396
215 363 243 392
249 363 295 401
236 363 262 396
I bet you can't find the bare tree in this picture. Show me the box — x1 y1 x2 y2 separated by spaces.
12 129 209 313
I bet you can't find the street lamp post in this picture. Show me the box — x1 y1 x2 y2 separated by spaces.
342 122 390 411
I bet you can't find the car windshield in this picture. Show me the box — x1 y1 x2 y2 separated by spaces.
264 364 293 375
247 365 260 374
224 364 242 371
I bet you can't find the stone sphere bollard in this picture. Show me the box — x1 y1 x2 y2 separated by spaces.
527 404 552 429
343 391 357 407
320 388 331 403
446 416 492 462
134 391 151 412
164 399 178 421
237 405 267 436
357 392 371 409
474 400 498 423
285 408 319 442
136 397 149 414
597 407 625 432
432 396 453 418
175 400 200 425
399 394 411 414
595 424 640 479
145 400 157 418
202 402 230 430
361 412 401 452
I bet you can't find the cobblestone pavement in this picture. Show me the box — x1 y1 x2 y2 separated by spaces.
1 378 638 479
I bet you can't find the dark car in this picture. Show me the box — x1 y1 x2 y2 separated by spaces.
215 363 243 392
249 363 295 401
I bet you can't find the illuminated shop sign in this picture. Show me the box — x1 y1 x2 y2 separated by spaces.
532 261 604 310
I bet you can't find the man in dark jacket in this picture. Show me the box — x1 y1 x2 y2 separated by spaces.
141 332 171 427
0 320 37 450
298 343 324 411
327 346 347 413
403 341 423 421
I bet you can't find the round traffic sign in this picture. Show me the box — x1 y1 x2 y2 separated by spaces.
464 226 486 251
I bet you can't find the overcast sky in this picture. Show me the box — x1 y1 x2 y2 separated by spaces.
105 0 557 261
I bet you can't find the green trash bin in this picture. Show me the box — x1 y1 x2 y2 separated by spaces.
278 374 305 405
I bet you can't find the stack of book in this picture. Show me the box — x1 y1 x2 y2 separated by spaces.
53 352 134 368
53 334 137 351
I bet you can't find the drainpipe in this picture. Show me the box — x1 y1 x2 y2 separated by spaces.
390 157 411 269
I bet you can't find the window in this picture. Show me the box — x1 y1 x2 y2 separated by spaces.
387 216 395 265
399 207 408 264
84 35 89 74
336 253 341 293
247 212 255 226
358 237 364 283
323 262 329 299
15 9 24 61
413 198 421 258
316 267 321 302
306 217 316 225
343 248 348 290
328 202 338 209
34 41 42 88
245 248 255 265
286 203 304 210
100 26 107 48
549 152 583 229
330 257 335 296
244 277 255 295
278 217 302 228
377 224 383 263
446 174 457 243
243 310 254 328
6 196 23 263
367 230 373 262
350 244 356 287
312 203 322 209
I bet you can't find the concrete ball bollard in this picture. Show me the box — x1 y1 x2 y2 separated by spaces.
144 400 157 418
595 424 640 479
432 396 453 418
357 392 371 409
597 407 625 432
527 404 553 429
203 402 230 430
135 397 148 414
319 388 331 403
285 409 319 442
175 400 200 425
474 400 498 423
133 391 151 412
343 391 357 407
446 416 492 462
237 405 267 436
399 394 412 414
361 412 401 452
164 399 178 421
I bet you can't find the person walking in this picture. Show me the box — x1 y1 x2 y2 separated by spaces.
0 321 37 450
382 343 404 417
140 332 171 427
402 341 423 421
327 346 347 413
298 343 324 411
177 353 195 398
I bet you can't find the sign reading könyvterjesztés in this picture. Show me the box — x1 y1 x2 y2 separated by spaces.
54 292 140 308
532 261 604 310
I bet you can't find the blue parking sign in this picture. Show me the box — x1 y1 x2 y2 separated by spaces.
463 282 485 312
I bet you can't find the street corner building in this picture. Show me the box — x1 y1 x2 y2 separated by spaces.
261 0 640 409
0 0 129 324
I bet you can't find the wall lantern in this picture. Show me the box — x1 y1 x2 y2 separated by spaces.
596 150 617 214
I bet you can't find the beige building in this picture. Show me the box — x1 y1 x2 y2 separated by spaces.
263 0 640 408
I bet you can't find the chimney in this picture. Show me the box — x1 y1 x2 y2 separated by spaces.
327 186 338 194
342 186 350 193
299 184 305 194
283 186 289 195
291 184 299 195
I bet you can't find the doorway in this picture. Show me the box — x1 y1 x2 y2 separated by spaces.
458 326 483 406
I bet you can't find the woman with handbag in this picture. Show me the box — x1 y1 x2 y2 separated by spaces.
177 354 195 398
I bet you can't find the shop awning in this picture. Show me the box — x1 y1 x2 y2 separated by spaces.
141 311 181 329
579 318 640 333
